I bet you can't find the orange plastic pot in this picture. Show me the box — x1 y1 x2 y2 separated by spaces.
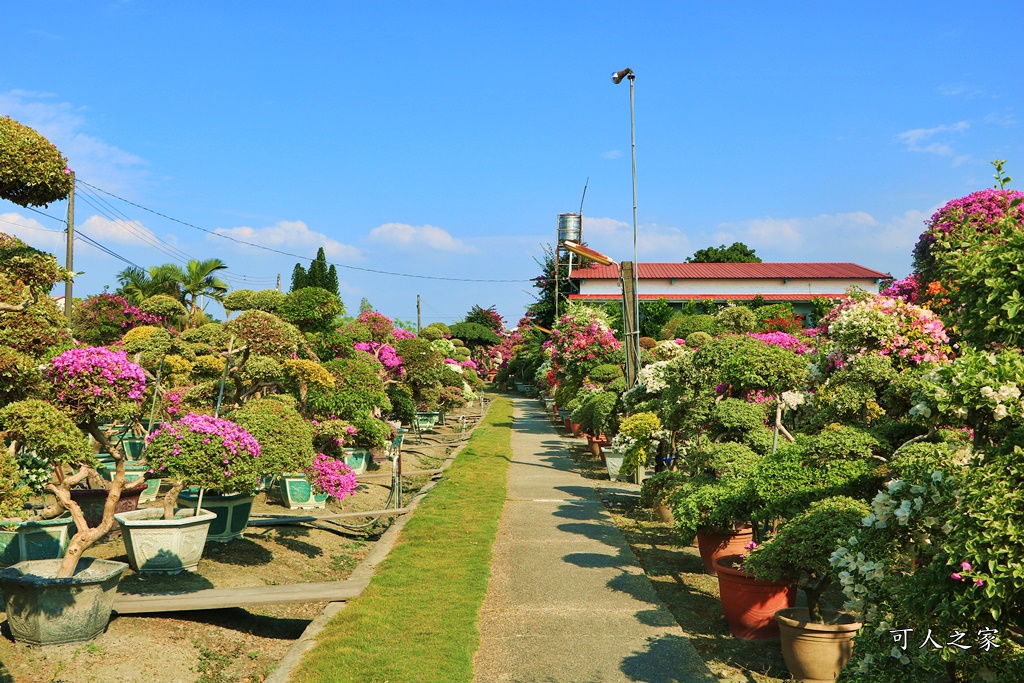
696 525 755 576
714 554 796 639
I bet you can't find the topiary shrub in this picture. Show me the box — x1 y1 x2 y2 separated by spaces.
223 310 303 358
0 346 41 404
0 116 74 207
138 294 187 323
229 395 315 476
718 305 757 333
279 287 345 333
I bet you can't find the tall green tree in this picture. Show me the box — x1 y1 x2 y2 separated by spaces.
359 298 374 314
290 263 308 292
686 242 761 263
290 248 339 296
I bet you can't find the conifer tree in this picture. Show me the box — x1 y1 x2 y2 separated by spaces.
290 263 308 292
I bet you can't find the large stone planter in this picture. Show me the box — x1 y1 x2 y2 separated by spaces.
714 554 796 639
115 507 217 574
178 490 254 543
0 557 127 645
603 449 631 482
279 474 328 510
414 412 440 433
0 515 75 568
775 608 862 683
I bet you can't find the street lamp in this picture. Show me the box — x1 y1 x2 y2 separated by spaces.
612 67 641 389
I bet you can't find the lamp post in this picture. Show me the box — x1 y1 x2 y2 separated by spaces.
612 67 641 388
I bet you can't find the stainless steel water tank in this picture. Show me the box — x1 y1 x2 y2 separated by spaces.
557 213 582 243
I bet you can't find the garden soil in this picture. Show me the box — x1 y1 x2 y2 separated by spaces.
0 405 484 683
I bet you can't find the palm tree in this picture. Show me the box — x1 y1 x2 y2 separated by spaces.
115 264 183 304
177 259 229 326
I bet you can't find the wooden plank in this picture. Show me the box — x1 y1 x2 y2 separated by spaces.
247 508 412 526
113 577 371 614
359 468 443 481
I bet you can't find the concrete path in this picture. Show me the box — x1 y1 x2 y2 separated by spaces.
473 398 715 683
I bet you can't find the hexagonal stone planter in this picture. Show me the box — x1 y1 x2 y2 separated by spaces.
115 507 217 574
279 475 328 510
178 491 254 543
0 557 127 645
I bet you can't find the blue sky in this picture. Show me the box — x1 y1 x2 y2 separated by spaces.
2 2 1022 326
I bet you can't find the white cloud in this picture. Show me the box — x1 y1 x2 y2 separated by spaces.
78 214 159 246
984 110 1017 128
0 90 147 193
577 216 692 260
368 222 475 253
897 121 969 156
213 220 361 260
0 212 65 253
601 150 622 160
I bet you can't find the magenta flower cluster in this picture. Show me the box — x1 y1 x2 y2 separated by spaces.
747 331 811 355
147 412 261 484
354 341 405 373
461 359 478 371
393 327 416 340
881 275 920 304
161 386 189 417
913 188 1024 265
47 346 147 417
305 453 358 500
78 293 162 328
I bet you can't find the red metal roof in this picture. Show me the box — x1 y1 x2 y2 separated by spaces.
568 293 851 302
570 262 889 280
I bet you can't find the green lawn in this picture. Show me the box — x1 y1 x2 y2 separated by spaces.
290 398 513 683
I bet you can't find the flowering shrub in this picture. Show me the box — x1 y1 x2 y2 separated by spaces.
229 396 315 475
817 295 950 370
544 310 621 382
463 304 505 334
72 293 162 345
305 453 358 500
146 412 262 499
611 411 667 475
47 346 147 423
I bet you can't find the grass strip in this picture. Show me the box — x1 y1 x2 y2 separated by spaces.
290 398 514 683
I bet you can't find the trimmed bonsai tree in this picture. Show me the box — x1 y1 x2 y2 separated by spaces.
742 496 870 622
0 116 74 208
228 395 315 478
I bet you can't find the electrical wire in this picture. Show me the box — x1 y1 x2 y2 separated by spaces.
0 217 64 233
77 179 532 283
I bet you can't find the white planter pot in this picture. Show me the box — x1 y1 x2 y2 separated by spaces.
115 507 217 574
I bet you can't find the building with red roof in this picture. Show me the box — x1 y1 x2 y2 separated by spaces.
568 262 889 321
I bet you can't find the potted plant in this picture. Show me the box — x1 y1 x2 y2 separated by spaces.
143 412 262 543
0 443 75 568
304 452 359 507
714 551 796 639
344 415 394 474
610 411 664 480
639 470 687 524
228 395 316 509
742 496 869 681
671 442 762 575
0 397 132 645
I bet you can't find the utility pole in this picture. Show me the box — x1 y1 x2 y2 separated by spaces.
620 261 640 390
64 172 75 320
276 273 281 292
417 295 421 333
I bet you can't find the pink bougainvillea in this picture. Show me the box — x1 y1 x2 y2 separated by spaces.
544 313 621 381
146 412 261 492
306 452 358 500
354 341 405 374
47 346 147 421
880 275 920 304
747 331 812 355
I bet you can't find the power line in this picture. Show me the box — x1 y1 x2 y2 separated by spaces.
77 179 532 283
75 229 144 270
0 216 64 233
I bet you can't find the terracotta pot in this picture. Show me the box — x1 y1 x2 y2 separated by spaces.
563 418 572 430
775 608 861 683
714 554 796 639
570 422 582 437
696 525 755 575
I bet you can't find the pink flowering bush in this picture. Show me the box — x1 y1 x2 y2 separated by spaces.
393 327 416 340
72 293 162 345
544 311 621 382
746 331 811 355
305 453 358 500
816 295 950 370
880 274 919 304
353 341 404 375
47 346 147 424
146 412 262 517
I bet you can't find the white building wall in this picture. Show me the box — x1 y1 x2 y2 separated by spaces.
577 277 879 296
